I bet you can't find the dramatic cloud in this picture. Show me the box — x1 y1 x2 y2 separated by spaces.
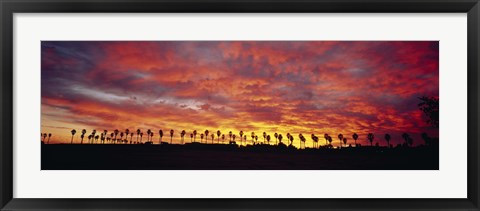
41 41 439 146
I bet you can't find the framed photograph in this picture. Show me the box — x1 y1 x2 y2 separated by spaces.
1 0 479 210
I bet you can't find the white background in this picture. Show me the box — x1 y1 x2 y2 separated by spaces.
13 13 467 198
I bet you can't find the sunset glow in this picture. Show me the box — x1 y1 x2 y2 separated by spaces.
41 41 439 147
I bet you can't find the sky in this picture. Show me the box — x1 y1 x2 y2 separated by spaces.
41 41 439 147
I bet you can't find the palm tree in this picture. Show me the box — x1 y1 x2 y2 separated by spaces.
110 133 114 143
190 133 193 142
80 129 86 144
367 133 374 146
324 133 329 146
200 134 204 143
47 133 52 144
211 134 215 144
91 130 97 144
286 133 291 145
352 133 359 147
311 134 318 149
298 134 305 149
263 132 266 143
274 133 278 145
70 129 76 144
278 134 283 145
217 130 221 143
327 136 333 146
193 130 197 142
170 129 174 144
204 130 209 144
338 134 343 148
120 132 124 144
402 133 412 147
251 132 255 145
289 135 294 146
147 129 152 143
266 135 271 145
343 138 347 147
129 133 133 144
255 135 258 144
384 134 391 148
125 129 130 142
87 134 92 143
159 130 164 144
228 131 232 142
114 129 119 144
181 130 186 144
239 131 244 146
221 134 225 143
140 132 143 143
94 135 99 144
232 134 236 144
136 129 141 144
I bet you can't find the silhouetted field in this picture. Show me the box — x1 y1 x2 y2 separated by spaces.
41 143 439 170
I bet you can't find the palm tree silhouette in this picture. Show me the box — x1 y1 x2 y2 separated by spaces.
327 136 333 147
267 135 271 145
255 135 258 144
384 134 391 148
204 130 209 144
129 133 133 144
170 129 174 144
263 132 266 143
243 135 247 146
239 131 244 146
200 134 204 143
125 129 130 143
232 134 236 144
337 134 343 148
190 133 193 142
114 129 119 144
221 134 225 143
299 134 305 149
193 130 197 143
402 133 413 147
311 134 318 148
211 134 215 144
343 138 347 147
324 133 329 146
147 129 152 143
251 132 255 145
81 129 86 144
217 130 221 143
352 133 359 147
136 129 141 144
159 130 164 144
120 132 124 144
91 130 97 144
289 135 294 146
94 135 99 144
140 132 143 144
228 131 232 142
274 133 278 145
278 134 283 145
367 133 374 146
181 130 186 144
70 129 76 144
47 133 52 144
110 133 114 143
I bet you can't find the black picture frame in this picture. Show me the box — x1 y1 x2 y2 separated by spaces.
1 0 479 210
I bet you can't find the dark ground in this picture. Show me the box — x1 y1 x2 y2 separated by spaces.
41 143 439 170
